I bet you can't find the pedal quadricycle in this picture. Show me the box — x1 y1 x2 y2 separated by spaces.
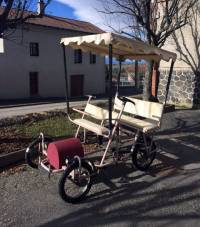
26 32 176 203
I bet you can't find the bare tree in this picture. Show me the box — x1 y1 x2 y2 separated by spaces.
173 2 200 106
99 0 198 100
0 0 51 38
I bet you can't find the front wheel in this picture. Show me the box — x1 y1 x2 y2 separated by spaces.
59 160 93 203
25 136 53 169
132 138 156 171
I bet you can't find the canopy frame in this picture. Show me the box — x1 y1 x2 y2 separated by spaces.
108 44 113 131
61 32 176 133
62 43 70 114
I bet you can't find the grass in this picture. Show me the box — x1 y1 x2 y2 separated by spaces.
1 103 107 154
1 111 99 155
16 113 80 139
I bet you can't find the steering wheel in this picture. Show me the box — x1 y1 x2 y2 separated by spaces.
117 96 135 105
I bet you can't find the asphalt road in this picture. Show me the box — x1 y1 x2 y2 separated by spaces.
1 109 200 227
0 99 106 120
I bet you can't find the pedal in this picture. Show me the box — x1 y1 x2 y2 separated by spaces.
98 135 103 145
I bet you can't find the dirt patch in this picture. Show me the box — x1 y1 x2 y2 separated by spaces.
0 126 32 155
0 110 103 157
0 111 73 156
0 162 27 176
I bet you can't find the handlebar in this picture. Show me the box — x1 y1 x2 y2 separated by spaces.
85 95 96 99
117 96 135 105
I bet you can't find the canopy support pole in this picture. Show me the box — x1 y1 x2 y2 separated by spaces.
62 44 70 114
116 58 122 95
135 60 139 89
164 60 175 105
108 44 113 132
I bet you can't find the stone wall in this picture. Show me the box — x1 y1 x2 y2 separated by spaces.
158 69 200 107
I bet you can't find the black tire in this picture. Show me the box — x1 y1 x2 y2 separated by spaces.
59 160 93 203
25 136 53 169
132 137 156 171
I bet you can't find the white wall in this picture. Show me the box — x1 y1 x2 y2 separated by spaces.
0 25 105 99
160 23 200 71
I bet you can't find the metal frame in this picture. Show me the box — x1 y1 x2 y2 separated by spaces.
108 44 113 132
164 60 175 105
62 44 70 114
75 95 93 139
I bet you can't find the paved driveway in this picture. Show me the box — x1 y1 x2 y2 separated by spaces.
0 99 106 120
1 109 200 227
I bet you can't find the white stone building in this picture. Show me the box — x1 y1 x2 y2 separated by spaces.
0 8 106 100
158 3 200 107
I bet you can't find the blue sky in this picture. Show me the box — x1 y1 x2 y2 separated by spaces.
46 0 104 24
45 0 127 32
45 0 137 65
46 1 76 19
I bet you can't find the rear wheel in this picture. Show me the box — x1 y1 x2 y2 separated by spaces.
25 136 53 169
59 160 93 203
132 136 156 171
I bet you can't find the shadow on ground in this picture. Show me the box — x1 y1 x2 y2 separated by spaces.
40 164 200 227
40 110 200 227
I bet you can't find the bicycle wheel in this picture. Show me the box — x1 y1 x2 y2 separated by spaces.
132 137 156 171
25 136 53 169
59 160 93 203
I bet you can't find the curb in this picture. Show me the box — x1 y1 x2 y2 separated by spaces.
0 147 95 169
164 104 175 113
0 149 26 169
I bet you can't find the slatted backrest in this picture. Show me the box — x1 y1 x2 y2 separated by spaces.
84 103 108 120
114 96 164 122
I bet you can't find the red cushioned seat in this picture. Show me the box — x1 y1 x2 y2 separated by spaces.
47 138 84 170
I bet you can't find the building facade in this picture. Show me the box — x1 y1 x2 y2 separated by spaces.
0 13 106 100
158 3 200 107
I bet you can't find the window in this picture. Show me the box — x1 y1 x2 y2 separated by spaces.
30 42 39 56
89 52 96 64
74 49 82 63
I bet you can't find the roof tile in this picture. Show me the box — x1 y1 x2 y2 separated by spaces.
0 7 104 34
27 15 104 34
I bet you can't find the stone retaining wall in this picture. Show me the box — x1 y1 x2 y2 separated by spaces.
158 69 200 107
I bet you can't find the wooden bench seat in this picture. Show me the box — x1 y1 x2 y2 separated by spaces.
114 96 164 133
120 115 159 133
72 96 164 137
73 118 110 137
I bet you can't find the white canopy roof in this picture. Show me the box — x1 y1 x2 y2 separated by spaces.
61 32 176 62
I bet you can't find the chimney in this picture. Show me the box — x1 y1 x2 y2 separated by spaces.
37 0 45 15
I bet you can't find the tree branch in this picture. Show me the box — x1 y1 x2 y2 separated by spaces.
0 0 52 36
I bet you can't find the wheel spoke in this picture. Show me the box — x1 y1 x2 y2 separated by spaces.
64 167 90 198
59 161 92 203
132 136 157 171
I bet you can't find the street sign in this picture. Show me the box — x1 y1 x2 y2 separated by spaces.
0 38 4 53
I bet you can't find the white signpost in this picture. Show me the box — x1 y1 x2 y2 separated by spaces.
0 38 4 53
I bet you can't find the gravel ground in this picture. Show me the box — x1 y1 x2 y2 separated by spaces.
1 109 200 227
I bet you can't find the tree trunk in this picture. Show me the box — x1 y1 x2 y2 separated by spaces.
143 61 153 101
151 61 160 102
